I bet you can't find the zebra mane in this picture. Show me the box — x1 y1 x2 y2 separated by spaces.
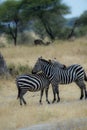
40 58 51 64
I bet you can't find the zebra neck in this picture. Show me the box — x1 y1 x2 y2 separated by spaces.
41 64 52 79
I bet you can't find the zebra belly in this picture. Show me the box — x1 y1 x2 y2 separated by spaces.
20 85 42 92
60 81 72 85
28 88 41 92
18 82 42 92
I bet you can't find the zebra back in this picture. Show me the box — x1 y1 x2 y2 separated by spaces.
16 73 50 92
32 58 85 84
54 64 84 84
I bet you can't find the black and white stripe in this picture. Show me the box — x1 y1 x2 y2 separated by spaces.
32 57 87 102
16 73 50 105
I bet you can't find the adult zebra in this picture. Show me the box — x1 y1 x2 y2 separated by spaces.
16 73 50 105
32 57 87 103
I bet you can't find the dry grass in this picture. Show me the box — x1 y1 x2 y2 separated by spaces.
0 37 87 130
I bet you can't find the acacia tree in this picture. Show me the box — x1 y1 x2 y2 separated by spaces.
0 0 70 45
74 11 87 37
78 11 87 26
0 0 23 46
21 0 70 40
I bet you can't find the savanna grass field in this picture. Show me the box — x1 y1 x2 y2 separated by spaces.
0 37 87 130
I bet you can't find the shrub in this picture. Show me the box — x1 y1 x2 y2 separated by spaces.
8 63 32 77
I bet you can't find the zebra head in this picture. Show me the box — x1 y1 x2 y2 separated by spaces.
32 57 42 74
32 57 52 74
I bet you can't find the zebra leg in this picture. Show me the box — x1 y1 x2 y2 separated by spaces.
55 86 60 102
20 89 27 105
80 82 87 99
52 85 56 103
39 88 44 104
75 81 84 100
80 88 84 100
45 86 50 104
85 91 87 99
19 90 22 105
18 89 23 105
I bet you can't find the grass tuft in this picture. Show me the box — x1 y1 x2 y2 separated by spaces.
8 63 32 77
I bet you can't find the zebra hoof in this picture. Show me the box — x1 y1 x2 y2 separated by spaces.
39 101 43 105
85 92 87 99
52 99 56 103
47 101 50 104
20 101 22 105
57 98 60 102
85 95 87 99
24 103 27 106
80 95 84 100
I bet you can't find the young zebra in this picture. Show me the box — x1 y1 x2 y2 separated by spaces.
32 57 87 103
16 73 50 105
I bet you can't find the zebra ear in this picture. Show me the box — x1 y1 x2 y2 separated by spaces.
39 56 42 59
54 57 56 60
48 59 52 64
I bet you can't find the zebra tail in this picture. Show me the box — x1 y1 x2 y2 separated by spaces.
84 72 87 81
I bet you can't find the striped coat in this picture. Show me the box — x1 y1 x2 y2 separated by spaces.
32 57 87 103
16 73 50 105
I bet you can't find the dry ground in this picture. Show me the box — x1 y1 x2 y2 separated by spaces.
0 37 87 130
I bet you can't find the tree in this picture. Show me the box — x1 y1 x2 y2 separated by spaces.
0 0 70 45
67 20 78 39
0 0 23 46
21 0 70 40
76 11 87 37
78 11 87 26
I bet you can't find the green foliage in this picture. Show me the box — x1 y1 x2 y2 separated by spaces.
75 26 87 37
78 11 87 26
8 63 32 77
0 0 21 22
21 0 70 40
0 0 70 43
33 19 46 39
17 64 32 75
73 11 87 37
0 0 24 45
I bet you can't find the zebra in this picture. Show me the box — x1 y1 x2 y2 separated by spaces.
32 57 87 103
16 73 50 105
49 58 66 69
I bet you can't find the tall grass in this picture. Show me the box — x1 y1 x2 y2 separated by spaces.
8 63 32 77
0 37 87 130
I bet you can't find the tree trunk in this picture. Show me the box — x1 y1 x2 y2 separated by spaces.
8 21 18 46
67 21 77 39
38 14 55 40
44 23 55 40
14 21 18 46
14 36 17 46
